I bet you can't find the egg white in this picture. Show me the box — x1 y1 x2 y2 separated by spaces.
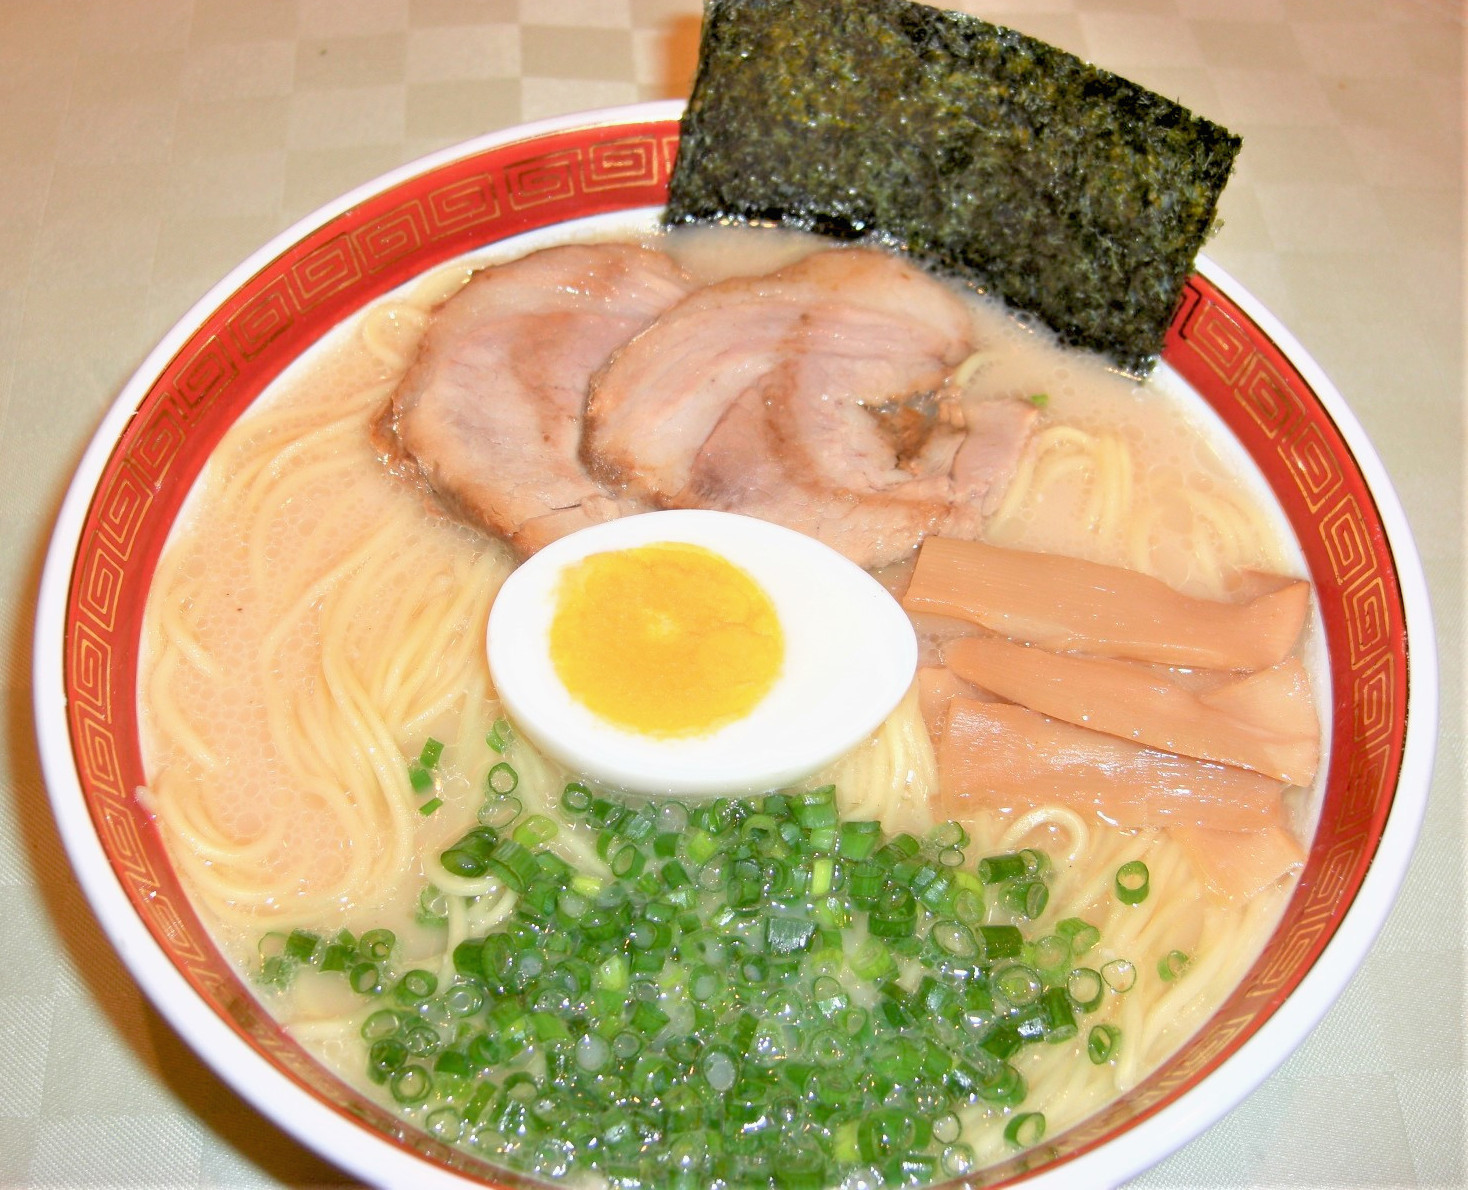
486 509 918 796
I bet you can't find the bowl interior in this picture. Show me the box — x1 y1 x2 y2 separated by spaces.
45 108 1416 1186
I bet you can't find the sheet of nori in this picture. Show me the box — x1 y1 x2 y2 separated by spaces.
665 0 1242 375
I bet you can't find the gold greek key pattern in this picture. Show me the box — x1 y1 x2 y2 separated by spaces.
1343 737 1391 828
1344 574 1392 668
129 398 189 486
231 280 296 360
585 137 659 191
173 335 237 412
1233 353 1304 440
289 234 363 309
74 707 123 797
354 204 429 273
1183 298 1253 383
505 149 580 209
98 804 159 889
1282 420 1345 513
77 543 125 635
424 173 501 232
1317 495 1374 588
92 465 152 559
67 621 112 716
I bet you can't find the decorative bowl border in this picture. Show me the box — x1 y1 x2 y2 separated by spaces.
32 101 1436 1189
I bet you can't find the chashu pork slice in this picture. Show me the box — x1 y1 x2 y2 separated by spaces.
583 247 1036 569
383 243 695 554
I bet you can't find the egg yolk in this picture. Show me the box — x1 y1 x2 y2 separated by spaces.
549 542 784 737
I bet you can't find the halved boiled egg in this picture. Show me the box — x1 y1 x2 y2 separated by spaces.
487 510 917 796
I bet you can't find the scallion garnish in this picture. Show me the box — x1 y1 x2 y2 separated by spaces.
1056 916 1101 954
1115 859 1151 903
485 717 513 754
1087 1023 1121 1063
1004 1111 1046 1147
1158 948 1191 981
486 761 519 795
283 782 1123 1186
1101 958 1137 992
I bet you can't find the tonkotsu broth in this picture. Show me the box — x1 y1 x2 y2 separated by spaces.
139 224 1317 1179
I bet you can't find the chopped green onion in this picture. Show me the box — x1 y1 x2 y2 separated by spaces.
1004 1111 1045 1147
310 783 1174 1186
417 796 442 816
486 718 513 753
477 794 522 829
393 969 437 1003
978 924 1024 961
1067 967 1105 1012
360 1009 400 1042
561 781 592 814
952 887 984 924
439 826 498 878
1088 1023 1121 1064
486 837 539 892
837 819 882 859
486 761 519 795
1115 859 1150 904
941 1143 976 1177
389 1064 431 1105
610 843 645 879
416 887 448 926
1158 949 1191 981
931 919 978 959
1039 985 1078 1042
991 963 1043 1009
976 1062 1026 1107
1101 958 1137 992
359 929 394 962
418 737 444 768
1056 916 1101 954
512 813 558 846
366 1036 407 1083
928 820 969 850
349 962 382 995
284 929 318 961
407 761 434 794
1028 933 1070 979
851 937 894 981
978 852 1027 883
1005 878 1049 919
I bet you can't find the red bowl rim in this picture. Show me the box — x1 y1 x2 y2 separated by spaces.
31 101 1437 1189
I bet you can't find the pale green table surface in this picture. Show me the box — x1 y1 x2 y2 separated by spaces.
0 1 1461 1186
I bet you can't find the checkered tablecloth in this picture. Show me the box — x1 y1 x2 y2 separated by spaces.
0 1 1460 1186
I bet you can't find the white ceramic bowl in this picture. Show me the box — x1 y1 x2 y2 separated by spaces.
33 102 1437 1189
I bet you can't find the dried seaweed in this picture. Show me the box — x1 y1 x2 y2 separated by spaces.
665 0 1241 374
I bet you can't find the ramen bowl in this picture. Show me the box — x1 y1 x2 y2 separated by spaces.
32 102 1436 1189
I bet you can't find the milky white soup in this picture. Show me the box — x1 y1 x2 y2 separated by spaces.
139 224 1323 1187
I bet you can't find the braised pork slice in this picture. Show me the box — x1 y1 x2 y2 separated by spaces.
383 243 694 554
583 247 1035 568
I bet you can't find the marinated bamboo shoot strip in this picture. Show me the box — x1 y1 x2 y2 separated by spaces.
936 698 1288 832
915 664 985 738
1169 824 1305 901
943 637 1320 786
902 536 1310 670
